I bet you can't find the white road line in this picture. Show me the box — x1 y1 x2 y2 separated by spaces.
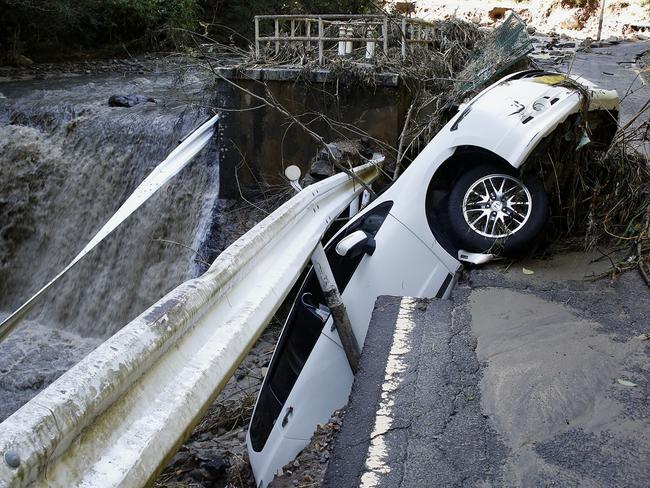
360 297 416 488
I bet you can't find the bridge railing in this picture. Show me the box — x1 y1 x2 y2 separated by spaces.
254 14 440 64
0 162 379 488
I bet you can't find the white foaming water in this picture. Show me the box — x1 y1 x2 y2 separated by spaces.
0 72 221 420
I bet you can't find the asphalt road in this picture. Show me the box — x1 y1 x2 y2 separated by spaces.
536 39 650 157
325 253 650 487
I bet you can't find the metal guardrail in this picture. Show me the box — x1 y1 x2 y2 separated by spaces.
0 162 379 488
254 14 439 64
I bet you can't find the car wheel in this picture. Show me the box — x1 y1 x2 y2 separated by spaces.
447 163 548 256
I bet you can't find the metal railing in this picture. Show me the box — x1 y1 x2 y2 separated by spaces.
0 162 380 488
254 14 441 64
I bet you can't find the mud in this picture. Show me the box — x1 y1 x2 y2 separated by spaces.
462 252 650 487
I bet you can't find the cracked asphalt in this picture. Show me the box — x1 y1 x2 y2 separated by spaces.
325 252 650 487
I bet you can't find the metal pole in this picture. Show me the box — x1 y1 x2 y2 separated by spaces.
597 0 606 41
306 20 311 51
402 17 407 59
275 18 280 55
383 17 389 55
254 16 260 59
311 243 360 373
319 18 324 64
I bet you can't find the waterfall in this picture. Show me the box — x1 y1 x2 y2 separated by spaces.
0 72 221 420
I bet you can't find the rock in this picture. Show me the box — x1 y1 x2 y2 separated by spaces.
201 456 227 477
558 42 576 48
606 35 620 44
170 449 192 465
309 158 333 179
526 26 536 35
488 7 510 22
325 142 343 161
189 467 215 481
108 94 156 107
560 15 583 30
0 92 6 99
7 53 33 67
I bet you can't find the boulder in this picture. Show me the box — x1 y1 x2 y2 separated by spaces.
108 94 156 107
488 7 510 22
7 53 33 67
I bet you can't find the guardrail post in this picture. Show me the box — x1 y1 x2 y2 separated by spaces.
275 18 280 55
365 26 376 59
311 243 360 373
319 18 324 64
254 16 260 59
338 25 347 56
349 194 360 215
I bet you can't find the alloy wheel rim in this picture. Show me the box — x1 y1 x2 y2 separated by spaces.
462 174 532 239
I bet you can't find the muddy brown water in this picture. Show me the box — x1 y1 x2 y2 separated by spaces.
470 285 650 486
0 71 228 421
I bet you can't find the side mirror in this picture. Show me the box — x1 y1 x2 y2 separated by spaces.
335 230 376 258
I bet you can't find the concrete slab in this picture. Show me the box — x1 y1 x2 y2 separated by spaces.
548 40 650 157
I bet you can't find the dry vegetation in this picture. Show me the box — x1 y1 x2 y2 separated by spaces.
183 14 650 281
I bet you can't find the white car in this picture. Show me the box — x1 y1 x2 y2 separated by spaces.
247 70 619 486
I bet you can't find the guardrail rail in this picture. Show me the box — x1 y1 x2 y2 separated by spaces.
0 162 379 488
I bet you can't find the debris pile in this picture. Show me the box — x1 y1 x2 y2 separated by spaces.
154 324 281 488
527 99 650 283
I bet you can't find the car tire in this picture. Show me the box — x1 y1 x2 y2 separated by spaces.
447 163 548 256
